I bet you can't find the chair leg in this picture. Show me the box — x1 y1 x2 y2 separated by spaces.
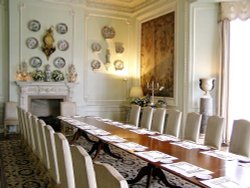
4 124 7 137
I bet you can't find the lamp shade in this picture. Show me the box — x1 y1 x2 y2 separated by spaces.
129 86 143 98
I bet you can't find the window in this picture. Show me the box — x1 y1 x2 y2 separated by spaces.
228 19 250 137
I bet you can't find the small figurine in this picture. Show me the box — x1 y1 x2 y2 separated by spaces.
44 64 51 82
67 64 78 82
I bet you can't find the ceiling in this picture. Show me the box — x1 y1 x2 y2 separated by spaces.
43 0 158 13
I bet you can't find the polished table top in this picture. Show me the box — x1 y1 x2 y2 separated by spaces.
64 116 250 188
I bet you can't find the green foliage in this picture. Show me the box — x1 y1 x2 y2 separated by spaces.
130 95 150 107
52 70 64 81
30 69 45 81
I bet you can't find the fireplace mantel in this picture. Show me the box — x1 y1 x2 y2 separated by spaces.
15 81 78 111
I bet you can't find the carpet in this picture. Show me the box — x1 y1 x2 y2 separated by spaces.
0 135 52 188
75 136 200 188
0 134 201 188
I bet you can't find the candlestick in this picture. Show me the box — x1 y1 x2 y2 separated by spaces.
147 79 160 106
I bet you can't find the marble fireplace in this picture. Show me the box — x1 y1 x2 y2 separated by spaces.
15 81 77 117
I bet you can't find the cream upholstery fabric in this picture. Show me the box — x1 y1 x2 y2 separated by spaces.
54 132 75 188
150 108 166 133
31 115 43 160
183 112 202 143
70 145 97 188
140 106 154 130
94 162 129 188
60 101 77 136
60 101 76 117
128 104 141 127
164 109 182 137
22 110 30 146
4 101 18 136
204 116 224 149
26 112 36 151
44 125 60 184
229 119 250 157
37 119 50 170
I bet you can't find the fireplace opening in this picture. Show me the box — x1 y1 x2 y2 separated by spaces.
29 97 66 132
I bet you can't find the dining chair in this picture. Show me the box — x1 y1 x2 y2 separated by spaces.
229 119 250 157
204 115 224 149
54 132 75 188
127 104 141 127
60 101 77 136
150 108 166 133
16 106 24 140
4 101 19 136
163 109 182 138
31 115 43 160
37 119 50 170
183 112 202 143
21 110 28 145
70 145 97 188
26 112 36 151
94 161 129 188
44 125 60 185
140 106 154 130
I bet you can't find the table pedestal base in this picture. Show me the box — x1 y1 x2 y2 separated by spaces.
128 163 181 188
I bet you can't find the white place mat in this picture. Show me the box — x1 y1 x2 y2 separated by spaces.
171 141 209 150
201 176 248 188
130 129 158 135
149 135 180 142
135 150 177 162
118 124 138 129
201 150 240 161
162 161 213 177
115 142 148 151
85 129 111 136
76 124 97 130
99 135 126 143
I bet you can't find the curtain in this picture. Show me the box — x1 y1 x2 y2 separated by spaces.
219 0 250 143
220 0 250 21
218 20 230 144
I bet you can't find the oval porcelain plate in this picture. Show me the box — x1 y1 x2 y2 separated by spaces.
26 37 39 49
53 57 66 69
57 40 69 51
28 20 41 32
29 57 42 68
56 23 68 34
91 60 101 70
195 174 212 180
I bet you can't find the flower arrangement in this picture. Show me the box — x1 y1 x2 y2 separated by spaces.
52 70 64 81
30 69 45 81
130 95 150 107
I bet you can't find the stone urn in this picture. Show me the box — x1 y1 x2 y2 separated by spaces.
199 78 215 97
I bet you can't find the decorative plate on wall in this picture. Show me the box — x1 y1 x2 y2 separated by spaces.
56 23 68 34
57 40 69 51
29 57 42 68
101 26 115 39
91 60 101 70
28 20 41 32
26 37 39 49
114 60 124 70
53 57 66 69
91 42 102 52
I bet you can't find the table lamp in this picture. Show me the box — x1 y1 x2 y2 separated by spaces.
129 86 143 98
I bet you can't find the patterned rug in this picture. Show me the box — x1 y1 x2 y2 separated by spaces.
0 134 200 188
0 135 52 188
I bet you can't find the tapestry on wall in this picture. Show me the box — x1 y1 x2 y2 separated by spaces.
140 11 175 98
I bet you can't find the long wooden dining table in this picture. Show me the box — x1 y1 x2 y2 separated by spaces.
61 116 250 188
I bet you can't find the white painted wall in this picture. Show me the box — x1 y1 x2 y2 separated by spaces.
187 2 219 113
0 0 220 128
